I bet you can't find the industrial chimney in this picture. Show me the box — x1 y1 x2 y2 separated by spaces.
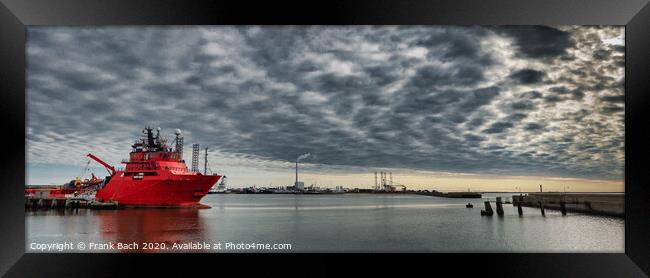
294 153 309 191
296 160 298 184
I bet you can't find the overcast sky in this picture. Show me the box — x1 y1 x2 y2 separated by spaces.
26 26 624 191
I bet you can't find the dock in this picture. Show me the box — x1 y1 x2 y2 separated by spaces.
512 193 624 217
416 191 482 198
25 196 118 210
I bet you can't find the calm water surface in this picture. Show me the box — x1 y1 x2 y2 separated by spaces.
26 193 624 252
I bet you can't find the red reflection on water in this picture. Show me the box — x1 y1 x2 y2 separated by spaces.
94 208 207 253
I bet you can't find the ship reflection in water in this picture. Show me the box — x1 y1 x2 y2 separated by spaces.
26 193 624 252
27 208 207 253
96 209 206 253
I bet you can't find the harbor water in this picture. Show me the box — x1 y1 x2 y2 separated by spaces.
26 193 624 252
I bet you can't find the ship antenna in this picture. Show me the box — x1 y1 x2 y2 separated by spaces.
174 129 183 159
204 147 208 175
145 126 155 150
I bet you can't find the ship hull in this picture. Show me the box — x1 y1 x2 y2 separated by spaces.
95 172 221 207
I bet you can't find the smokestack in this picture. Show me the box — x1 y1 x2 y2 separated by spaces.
295 153 310 186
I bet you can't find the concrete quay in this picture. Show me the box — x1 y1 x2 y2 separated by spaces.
512 193 624 217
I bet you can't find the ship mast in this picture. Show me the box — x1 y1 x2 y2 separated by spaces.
204 147 208 175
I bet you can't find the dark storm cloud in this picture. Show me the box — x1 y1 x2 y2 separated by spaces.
510 100 536 110
510 69 544 84
544 95 564 103
496 26 573 59
601 95 625 103
593 49 611 60
601 105 624 115
520 90 543 99
483 121 514 134
26 26 625 180
461 86 501 109
416 27 493 65
524 123 544 131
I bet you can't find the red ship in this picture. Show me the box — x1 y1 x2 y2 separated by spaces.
87 126 221 207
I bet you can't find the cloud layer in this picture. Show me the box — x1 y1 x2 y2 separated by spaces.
27 26 624 180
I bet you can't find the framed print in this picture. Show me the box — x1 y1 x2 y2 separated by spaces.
1 0 649 277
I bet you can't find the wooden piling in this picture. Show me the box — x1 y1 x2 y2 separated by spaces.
560 202 567 215
481 201 494 216
517 203 523 216
496 197 504 216
539 201 545 216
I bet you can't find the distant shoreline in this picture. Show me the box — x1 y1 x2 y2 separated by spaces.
480 191 625 194
24 185 624 194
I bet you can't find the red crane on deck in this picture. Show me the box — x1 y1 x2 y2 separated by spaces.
86 153 116 176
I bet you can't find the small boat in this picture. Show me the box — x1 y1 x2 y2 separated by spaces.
466 203 473 208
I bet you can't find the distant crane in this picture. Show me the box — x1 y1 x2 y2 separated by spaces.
372 171 405 192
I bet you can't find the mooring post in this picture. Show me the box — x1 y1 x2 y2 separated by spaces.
496 197 504 216
517 202 523 216
481 201 494 216
539 201 545 216
560 202 567 215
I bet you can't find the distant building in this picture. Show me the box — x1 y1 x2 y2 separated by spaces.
294 181 305 191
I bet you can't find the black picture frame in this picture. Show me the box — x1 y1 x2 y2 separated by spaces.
1 0 649 277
